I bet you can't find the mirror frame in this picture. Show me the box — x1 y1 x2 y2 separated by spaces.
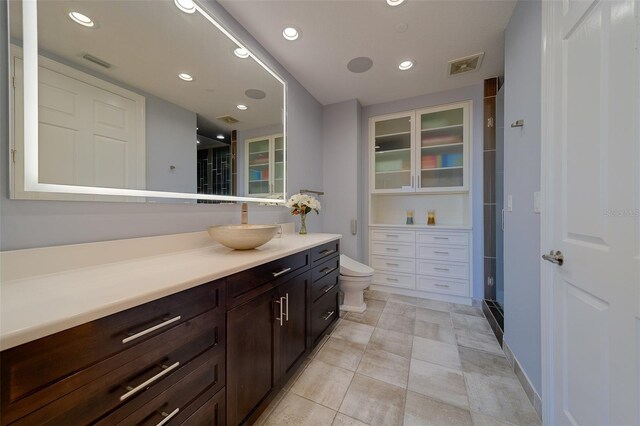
14 0 287 204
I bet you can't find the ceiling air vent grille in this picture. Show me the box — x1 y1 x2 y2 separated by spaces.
82 53 112 69
447 52 484 76
217 115 240 124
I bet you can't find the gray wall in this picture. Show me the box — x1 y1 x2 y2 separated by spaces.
361 84 485 298
321 99 361 259
503 0 542 395
0 0 324 250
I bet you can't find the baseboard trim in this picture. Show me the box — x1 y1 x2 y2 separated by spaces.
369 284 472 306
502 340 543 420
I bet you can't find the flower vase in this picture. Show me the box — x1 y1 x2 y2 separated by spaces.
299 213 307 235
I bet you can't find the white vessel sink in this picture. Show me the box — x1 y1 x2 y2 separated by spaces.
207 224 279 250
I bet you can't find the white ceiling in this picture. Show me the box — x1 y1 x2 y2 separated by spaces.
219 0 516 106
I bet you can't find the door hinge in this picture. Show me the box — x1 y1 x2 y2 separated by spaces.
487 117 494 128
487 276 494 287
11 149 16 164
11 76 15 89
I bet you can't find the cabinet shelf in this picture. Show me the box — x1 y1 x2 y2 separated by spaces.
421 166 463 171
376 131 411 138
375 169 411 175
375 148 411 154
421 143 463 150
421 124 463 132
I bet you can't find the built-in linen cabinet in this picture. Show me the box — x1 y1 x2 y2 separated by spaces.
245 134 284 197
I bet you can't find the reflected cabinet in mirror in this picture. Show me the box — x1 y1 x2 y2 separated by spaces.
8 0 287 203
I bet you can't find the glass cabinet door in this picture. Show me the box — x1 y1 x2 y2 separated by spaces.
373 115 413 191
247 138 270 195
273 136 284 194
418 106 465 190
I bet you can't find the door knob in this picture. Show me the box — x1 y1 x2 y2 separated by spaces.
542 250 564 266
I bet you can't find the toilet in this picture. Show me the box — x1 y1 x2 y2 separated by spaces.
339 254 374 313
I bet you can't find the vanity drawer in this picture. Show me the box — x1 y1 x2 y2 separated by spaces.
371 229 415 243
312 256 340 283
0 280 224 423
181 387 226 426
96 350 225 426
372 272 415 289
310 240 340 265
371 256 415 274
417 275 469 297
311 287 339 344
416 244 468 262
416 260 469 280
371 241 415 258
311 262 340 304
12 310 225 426
416 232 468 246
226 251 309 308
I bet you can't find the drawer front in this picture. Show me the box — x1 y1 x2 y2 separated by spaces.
1 280 224 423
310 240 340 265
226 251 309 309
311 287 339 344
98 350 225 426
371 229 415 243
311 264 340 304
417 275 470 297
416 244 469 262
371 255 415 274
371 241 415 258
312 256 340 283
416 260 469 280
416 231 468 246
372 272 415 289
14 310 225 426
181 387 225 426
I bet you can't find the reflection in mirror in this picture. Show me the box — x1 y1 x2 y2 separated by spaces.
8 0 286 203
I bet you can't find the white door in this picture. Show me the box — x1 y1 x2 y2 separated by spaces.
542 1 639 425
12 51 145 201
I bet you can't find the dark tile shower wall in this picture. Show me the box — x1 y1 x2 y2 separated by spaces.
197 146 232 204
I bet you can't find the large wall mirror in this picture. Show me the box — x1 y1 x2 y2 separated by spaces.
8 0 286 203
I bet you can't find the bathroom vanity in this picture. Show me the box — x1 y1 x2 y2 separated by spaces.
0 233 340 425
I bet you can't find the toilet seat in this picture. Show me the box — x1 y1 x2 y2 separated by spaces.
340 255 374 277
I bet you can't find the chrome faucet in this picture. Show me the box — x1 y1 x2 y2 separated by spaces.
241 202 248 224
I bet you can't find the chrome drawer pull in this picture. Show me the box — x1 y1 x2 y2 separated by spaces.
322 284 337 293
122 316 182 344
434 251 450 255
386 262 399 267
434 237 449 240
386 248 399 251
157 408 180 426
386 278 399 282
435 283 450 288
320 266 338 275
322 310 335 321
385 234 399 238
434 267 450 272
272 267 292 277
319 249 336 256
120 361 180 401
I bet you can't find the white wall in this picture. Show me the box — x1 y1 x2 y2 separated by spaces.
361 85 485 298
503 0 542 395
0 0 324 250
321 99 361 258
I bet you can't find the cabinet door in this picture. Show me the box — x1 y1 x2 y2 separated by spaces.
273 135 285 195
371 113 415 193
226 288 278 425
246 137 271 196
278 271 310 382
416 102 470 192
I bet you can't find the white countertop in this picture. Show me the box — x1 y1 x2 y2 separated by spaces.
0 232 341 350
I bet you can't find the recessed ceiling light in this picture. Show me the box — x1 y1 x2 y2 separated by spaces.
236 104 248 110
197 139 200 144
234 47 250 58
282 27 300 41
68 11 94 27
398 59 414 70
174 0 196 14
387 0 405 6
216 134 225 140
178 73 194 81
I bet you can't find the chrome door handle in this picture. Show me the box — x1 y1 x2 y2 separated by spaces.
285 293 289 321
120 361 180 401
542 250 564 266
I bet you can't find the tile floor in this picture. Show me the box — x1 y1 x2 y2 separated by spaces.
255 290 541 426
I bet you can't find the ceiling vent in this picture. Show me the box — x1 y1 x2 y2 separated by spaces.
217 115 240 124
447 52 484 77
82 53 112 69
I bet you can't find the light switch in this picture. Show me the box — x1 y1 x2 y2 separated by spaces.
507 195 513 212
534 191 541 214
